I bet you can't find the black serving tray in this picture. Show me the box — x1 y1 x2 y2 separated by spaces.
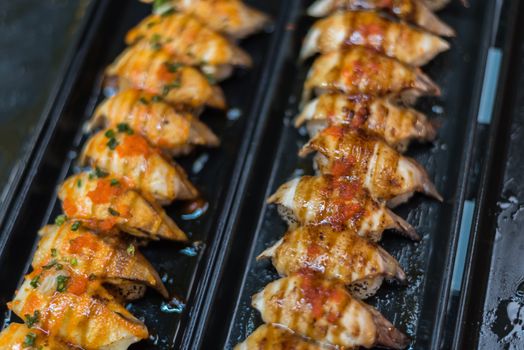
0 0 521 349
192 1 520 349
0 0 286 349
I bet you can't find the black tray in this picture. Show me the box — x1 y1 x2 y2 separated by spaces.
0 0 520 349
0 0 286 348
192 1 518 349
453 0 524 348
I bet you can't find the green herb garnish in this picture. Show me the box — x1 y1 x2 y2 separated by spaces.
117 123 134 134
107 137 119 150
42 260 57 270
51 248 57 258
54 214 67 226
165 62 182 73
94 167 109 178
23 333 37 347
71 257 78 266
25 310 40 328
127 244 135 256
139 97 149 105
30 274 41 289
71 221 81 231
104 129 115 138
56 275 70 292
162 80 181 95
110 178 120 186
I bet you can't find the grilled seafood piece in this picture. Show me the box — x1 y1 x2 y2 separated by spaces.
235 324 331 350
301 11 449 65
89 90 219 156
303 48 440 104
106 42 226 109
8 269 148 350
58 172 188 241
126 13 252 80
34 223 168 297
0 323 71 349
252 274 409 349
307 0 454 37
295 93 437 152
141 0 270 39
268 175 418 241
258 225 406 299
300 125 442 206
79 129 198 204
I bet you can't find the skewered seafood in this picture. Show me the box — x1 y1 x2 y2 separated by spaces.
34 223 168 297
79 129 198 204
88 90 219 156
295 93 437 152
106 42 226 109
258 225 406 298
307 0 454 37
8 269 149 350
141 0 270 39
300 125 442 206
234 324 330 350
252 274 409 349
268 175 418 241
0 323 71 349
303 47 440 104
126 13 252 80
58 172 188 241
301 11 449 65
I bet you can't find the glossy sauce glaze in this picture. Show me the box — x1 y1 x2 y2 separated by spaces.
302 47 440 103
295 93 437 152
301 11 449 65
306 0 454 36
58 172 188 241
300 125 442 205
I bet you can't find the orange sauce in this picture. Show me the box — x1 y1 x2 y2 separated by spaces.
69 234 99 254
62 196 77 217
67 274 88 295
116 134 151 158
87 179 124 205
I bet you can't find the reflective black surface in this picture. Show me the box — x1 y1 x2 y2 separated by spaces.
0 0 92 224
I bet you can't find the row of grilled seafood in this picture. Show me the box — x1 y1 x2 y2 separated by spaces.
235 0 453 348
0 1 269 348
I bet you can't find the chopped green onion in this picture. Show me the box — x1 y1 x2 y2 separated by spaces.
71 221 81 231
25 310 40 328
54 214 67 226
30 274 41 289
23 333 36 347
94 167 109 178
165 62 182 73
51 248 57 258
104 129 115 138
56 275 70 292
127 244 135 256
42 260 57 270
117 123 133 134
110 179 120 186
107 137 119 150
